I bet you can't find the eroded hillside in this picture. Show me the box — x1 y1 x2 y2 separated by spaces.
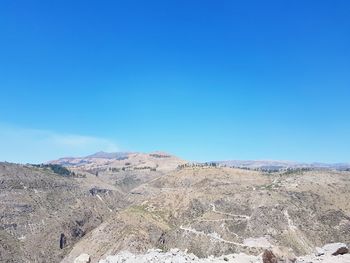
62 166 350 262
0 162 126 262
1 154 349 263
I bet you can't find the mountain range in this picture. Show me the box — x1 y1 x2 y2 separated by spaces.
0 152 349 263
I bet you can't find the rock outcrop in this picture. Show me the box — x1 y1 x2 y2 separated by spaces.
262 247 296 263
74 253 91 263
97 244 350 263
99 249 260 263
322 243 349 256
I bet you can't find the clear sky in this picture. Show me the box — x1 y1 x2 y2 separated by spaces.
0 0 349 163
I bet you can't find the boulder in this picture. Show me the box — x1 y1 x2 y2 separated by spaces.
262 247 296 263
262 249 277 263
315 247 325 256
89 187 109 196
322 243 349 256
74 253 91 263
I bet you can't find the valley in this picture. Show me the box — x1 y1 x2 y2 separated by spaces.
0 152 349 263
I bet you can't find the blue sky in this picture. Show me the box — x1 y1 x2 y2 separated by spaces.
0 0 349 163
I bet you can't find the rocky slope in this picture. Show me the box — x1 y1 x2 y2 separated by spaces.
75 243 350 263
0 162 126 262
63 165 350 262
49 151 185 174
0 152 185 262
50 151 186 192
1 153 350 263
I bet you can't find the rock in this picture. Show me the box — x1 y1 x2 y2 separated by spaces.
263 247 296 263
89 187 109 196
315 247 325 256
98 247 350 263
322 243 349 256
170 248 180 255
298 253 350 263
100 249 261 263
263 249 277 263
74 253 91 263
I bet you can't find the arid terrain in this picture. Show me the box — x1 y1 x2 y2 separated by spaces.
1 152 349 263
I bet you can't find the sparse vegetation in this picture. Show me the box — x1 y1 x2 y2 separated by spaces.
4 154 350 263
32 164 73 177
177 162 217 169
150 153 171 158
109 167 121 172
280 168 312 176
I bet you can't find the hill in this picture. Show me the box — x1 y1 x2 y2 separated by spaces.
0 162 125 262
62 165 350 262
215 160 350 171
1 153 349 263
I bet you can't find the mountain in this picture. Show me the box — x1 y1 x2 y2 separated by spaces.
61 165 350 262
215 160 350 171
1 153 350 263
49 151 184 171
48 151 186 192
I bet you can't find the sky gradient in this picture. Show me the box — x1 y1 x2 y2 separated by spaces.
0 0 349 163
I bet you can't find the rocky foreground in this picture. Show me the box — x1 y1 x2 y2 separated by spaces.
73 243 350 263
